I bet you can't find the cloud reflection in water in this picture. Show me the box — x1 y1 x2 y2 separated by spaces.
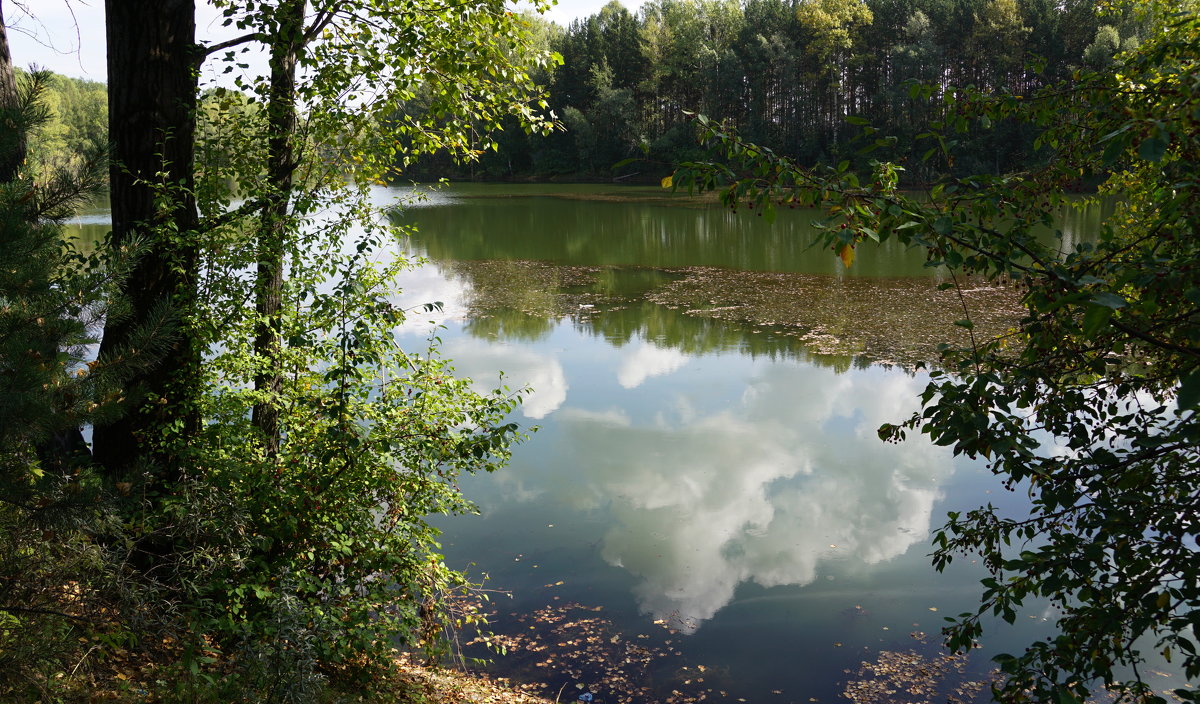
563 362 953 632
392 254 957 634
617 341 691 389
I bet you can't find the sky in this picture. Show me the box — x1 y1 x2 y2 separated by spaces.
4 0 647 82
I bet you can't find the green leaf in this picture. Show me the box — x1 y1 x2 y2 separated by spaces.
1177 370 1200 410
1082 304 1113 336
1091 292 1127 309
933 216 954 236
1138 133 1170 162
1102 133 1130 165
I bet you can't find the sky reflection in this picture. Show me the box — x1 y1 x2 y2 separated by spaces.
388 220 960 634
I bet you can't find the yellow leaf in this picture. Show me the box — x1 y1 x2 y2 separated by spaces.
839 244 855 268
661 175 673 189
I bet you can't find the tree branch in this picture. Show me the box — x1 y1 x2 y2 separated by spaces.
0 605 94 624
199 32 263 61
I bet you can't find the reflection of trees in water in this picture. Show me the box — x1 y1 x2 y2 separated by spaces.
465 310 556 343
451 258 851 367
445 258 1021 371
580 300 851 367
647 268 1022 368
398 196 929 276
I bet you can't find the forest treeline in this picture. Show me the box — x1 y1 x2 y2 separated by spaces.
31 1 1141 185
17 69 107 173
412 0 1143 182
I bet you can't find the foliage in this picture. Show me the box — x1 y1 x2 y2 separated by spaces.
105 0 559 695
18 70 109 177
20 2 1140 185
5 1 554 700
408 0 1133 181
671 1 1200 701
0 69 158 702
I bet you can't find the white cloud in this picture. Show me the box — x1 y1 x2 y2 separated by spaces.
442 337 568 420
391 260 473 334
616 341 690 389
555 363 954 632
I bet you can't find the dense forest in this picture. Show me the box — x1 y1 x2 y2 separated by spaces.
14 69 107 175
29 0 1143 185
410 0 1144 181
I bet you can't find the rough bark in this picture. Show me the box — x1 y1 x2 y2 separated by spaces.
0 0 25 182
93 0 199 480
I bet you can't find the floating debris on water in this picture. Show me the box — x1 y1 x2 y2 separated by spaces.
468 602 740 704
446 259 1023 369
841 632 993 704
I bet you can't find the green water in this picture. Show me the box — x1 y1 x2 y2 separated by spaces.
397 183 935 277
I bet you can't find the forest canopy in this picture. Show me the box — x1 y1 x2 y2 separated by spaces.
26 1 1143 185
408 0 1144 181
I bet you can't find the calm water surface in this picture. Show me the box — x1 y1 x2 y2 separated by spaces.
385 184 1060 704
70 185 1163 703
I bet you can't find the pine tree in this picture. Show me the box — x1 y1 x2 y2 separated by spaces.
0 64 165 700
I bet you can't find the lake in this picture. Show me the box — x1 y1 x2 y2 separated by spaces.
70 184 1167 703
384 184 1053 704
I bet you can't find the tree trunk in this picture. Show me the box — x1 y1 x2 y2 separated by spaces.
93 0 199 481
0 0 25 182
253 0 306 458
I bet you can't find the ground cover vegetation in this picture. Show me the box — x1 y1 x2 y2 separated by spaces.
0 0 557 701
407 0 1144 182
669 0 1200 701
